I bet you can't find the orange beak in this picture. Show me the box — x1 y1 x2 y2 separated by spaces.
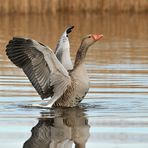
92 34 104 41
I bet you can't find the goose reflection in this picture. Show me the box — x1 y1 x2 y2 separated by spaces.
23 107 90 148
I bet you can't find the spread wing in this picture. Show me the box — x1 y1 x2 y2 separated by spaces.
6 37 71 101
55 26 74 70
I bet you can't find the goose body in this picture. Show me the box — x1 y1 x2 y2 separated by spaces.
6 30 103 108
54 63 89 107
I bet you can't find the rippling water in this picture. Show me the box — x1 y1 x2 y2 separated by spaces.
0 13 148 148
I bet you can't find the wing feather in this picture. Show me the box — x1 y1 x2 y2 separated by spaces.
6 37 71 101
55 26 74 70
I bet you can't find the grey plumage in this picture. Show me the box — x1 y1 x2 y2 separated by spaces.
55 26 74 70
6 37 71 104
6 37 53 99
6 33 103 108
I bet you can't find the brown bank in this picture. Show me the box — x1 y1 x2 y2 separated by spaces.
0 0 148 14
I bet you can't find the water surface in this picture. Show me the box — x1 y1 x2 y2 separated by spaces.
0 13 148 148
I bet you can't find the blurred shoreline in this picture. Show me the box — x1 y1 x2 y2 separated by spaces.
0 0 148 15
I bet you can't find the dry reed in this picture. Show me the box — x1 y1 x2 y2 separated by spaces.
0 0 147 14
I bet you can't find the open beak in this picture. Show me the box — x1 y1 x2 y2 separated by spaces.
92 34 104 41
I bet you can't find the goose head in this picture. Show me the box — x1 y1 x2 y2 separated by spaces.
74 34 103 68
81 34 103 48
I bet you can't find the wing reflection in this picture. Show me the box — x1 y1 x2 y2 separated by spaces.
23 107 90 148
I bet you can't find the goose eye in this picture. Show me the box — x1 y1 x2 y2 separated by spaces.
88 36 91 38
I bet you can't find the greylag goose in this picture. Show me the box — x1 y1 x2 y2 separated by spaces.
55 26 74 70
6 33 103 108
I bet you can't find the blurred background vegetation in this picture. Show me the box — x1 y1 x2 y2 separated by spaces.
0 0 147 14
